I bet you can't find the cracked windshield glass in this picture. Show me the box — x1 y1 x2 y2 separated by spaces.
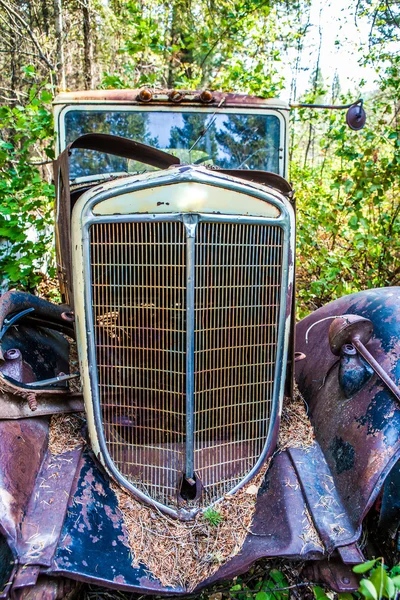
64 110 281 179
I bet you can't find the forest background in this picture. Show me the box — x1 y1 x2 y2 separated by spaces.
0 0 399 316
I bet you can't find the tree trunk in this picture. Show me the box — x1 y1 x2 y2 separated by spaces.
53 0 65 89
82 0 92 90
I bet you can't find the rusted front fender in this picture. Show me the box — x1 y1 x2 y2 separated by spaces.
2 287 400 597
295 287 400 537
0 420 362 598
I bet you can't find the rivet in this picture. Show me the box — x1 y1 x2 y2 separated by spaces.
199 89 213 103
169 90 184 103
138 88 152 103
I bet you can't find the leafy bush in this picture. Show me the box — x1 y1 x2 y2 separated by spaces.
0 79 55 290
353 558 400 600
293 68 400 318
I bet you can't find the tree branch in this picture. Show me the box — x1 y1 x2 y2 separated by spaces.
0 0 55 72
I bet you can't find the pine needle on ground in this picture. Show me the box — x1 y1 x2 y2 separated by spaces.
48 386 315 591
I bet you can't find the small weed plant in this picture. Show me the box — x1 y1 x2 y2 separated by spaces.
203 508 223 527
230 569 290 600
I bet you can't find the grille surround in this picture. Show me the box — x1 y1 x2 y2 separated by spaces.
76 169 294 520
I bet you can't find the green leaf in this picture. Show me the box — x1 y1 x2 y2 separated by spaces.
338 594 354 600
391 575 400 588
369 565 388 598
353 560 379 574
269 569 287 585
313 586 330 600
385 578 395 598
358 579 378 600
230 584 242 591
255 592 270 600
40 90 53 103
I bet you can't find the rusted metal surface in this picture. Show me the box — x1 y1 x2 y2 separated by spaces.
0 311 83 417
213 170 293 197
1 321 70 385
295 287 400 529
0 394 83 420
53 89 289 109
11 566 40 594
11 575 80 600
303 560 360 593
54 147 73 305
353 337 400 403
51 451 182 594
0 292 74 356
338 344 374 399
200 445 363 592
329 314 400 402
287 445 359 552
377 460 400 561
0 419 49 551
338 542 366 564
17 448 83 568
0 429 369 596
1 350 34 383
49 448 331 593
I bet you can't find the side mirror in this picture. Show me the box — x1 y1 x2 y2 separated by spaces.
346 103 366 130
290 98 367 130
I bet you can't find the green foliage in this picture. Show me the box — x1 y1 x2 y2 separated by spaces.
203 508 223 527
292 1 400 318
352 558 400 600
313 586 330 600
0 79 55 289
293 63 400 318
99 0 308 94
230 569 289 600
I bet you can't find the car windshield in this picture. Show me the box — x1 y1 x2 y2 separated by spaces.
63 110 281 180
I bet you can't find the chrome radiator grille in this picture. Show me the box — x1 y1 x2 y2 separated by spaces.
89 218 283 510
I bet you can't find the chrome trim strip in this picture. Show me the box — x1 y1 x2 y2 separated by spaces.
183 214 198 480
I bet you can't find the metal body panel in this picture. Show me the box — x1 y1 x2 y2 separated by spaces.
47 444 358 594
72 166 295 518
49 449 328 593
0 418 48 554
93 182 281 218
0 411 394 596
295 287 400 529
53 89 289 107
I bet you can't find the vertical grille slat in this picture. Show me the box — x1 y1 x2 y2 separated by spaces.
89 217 283 510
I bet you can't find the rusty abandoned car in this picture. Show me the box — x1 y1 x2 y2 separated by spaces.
0 89 398 599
